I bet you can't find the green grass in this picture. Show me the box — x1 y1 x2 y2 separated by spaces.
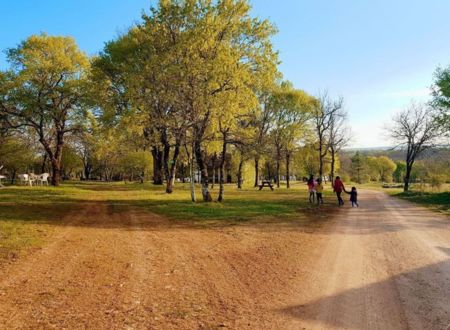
1 180 448 263
355 182 450 215
0 181 335 261
394 191 450 215
0 203 69 260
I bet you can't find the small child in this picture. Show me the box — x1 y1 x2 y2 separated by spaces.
315 178 324 205
349 186 358 208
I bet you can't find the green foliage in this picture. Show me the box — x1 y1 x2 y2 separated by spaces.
432 66 450 132
350 151 367 183
61 145 83 178
119 151 153 181
427 174 445 191
0 34 90 185
350 153 397 183
0 136 36 177
393 161 406 183
367 156 396 182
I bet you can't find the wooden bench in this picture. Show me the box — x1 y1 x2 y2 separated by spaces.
258 180 274 191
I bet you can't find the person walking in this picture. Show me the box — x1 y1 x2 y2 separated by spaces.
333 176 346 206
307 175 316 203
316 178 324 205
348 186 359 207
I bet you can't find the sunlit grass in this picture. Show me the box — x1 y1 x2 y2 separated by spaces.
0 181 334 261
395 191 450 215
356 182 450 215
2 180 446 263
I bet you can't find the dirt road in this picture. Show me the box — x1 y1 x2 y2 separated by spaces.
0 190 449 329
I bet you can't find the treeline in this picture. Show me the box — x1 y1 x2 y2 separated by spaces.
0 0 349 202
338 149 450 189
1 0 449 198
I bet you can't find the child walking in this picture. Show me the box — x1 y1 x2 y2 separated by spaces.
349 187 359 208
316 178 324 205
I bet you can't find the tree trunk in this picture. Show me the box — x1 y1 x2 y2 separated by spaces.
51 159 62 186
404 163 412 192
237 158 244 189
189 156 196 202
254 157 259 187
181 164 186 183
39 132 64 186
151 146 164 185
276 159 280 188
84 163 92 180
218 134 228 202
286 152 290 189
162 129 171 190
330 148 335 187
165 141 180 194
212 168 215 189
194 139 212 202
319 142 324 178
276 148 281 188
50 135 64 186
10 169 16 185
41 154 47 174
184 143 196 202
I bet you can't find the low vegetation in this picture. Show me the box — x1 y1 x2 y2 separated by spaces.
394 190 450 215
0 182 335 262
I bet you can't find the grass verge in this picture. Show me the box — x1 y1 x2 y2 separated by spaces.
394 191 450 215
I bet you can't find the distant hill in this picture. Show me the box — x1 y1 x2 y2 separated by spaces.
341 147 450 162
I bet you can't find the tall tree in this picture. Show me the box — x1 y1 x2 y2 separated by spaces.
174 0 278 201
251 91 276 187
270 81 312 188
90 32 168 187
432 66 450 133
351 151 366 184
93 0 278 200
328 108 349 185
389 102 443 191
0 34 89 186
311 92 344 178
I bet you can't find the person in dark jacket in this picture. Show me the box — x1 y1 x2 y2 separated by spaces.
347 186 359 208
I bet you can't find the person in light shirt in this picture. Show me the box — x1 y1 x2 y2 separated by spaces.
315 178 324 205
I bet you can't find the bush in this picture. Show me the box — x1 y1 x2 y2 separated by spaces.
360 174 371 184
339 173 350 182
428 174 445 191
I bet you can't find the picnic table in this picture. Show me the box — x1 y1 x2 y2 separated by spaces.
258 180 274 191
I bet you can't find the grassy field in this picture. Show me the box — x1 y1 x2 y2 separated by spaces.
1 180 448 263
357 182 450 215
394 191 450 215
0 181 334 262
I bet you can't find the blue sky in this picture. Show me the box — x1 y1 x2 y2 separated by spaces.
1 0 449 147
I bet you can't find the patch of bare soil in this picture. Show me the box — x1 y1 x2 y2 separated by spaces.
0 190 449 329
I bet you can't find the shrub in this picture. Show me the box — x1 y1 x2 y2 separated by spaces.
428 174 445 191
360 174 371 184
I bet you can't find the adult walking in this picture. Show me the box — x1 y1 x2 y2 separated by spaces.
333 176 346 206
307 175 316 203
